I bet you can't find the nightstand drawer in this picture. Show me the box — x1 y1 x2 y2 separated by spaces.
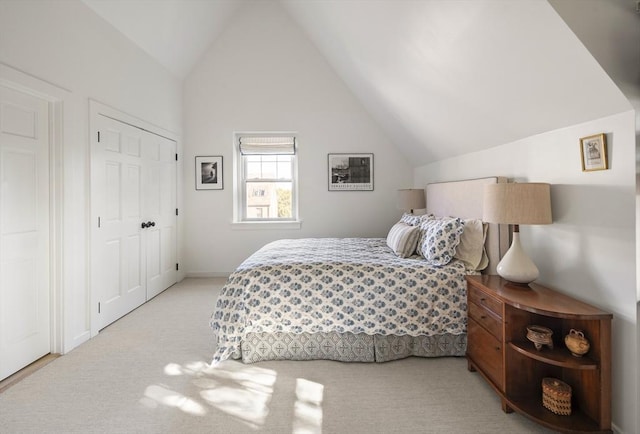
469 301 502 341
467 317 503 390
468 285 503 318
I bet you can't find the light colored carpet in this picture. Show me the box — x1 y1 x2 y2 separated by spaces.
0 278 552 433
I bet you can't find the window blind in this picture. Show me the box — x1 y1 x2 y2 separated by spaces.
238 136 296 155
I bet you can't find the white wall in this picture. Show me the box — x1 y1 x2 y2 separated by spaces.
183 1 412 275
544 5 640 428
549 0 640 112
415 110 637 433
0 0 182 353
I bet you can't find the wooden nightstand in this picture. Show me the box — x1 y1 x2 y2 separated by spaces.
466 275 612 434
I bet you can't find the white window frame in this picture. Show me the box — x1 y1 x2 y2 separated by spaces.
232 132 301 229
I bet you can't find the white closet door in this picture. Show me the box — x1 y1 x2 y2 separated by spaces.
0 84 50 380
92 115 146 330
92 112 177 331
143 133 176 299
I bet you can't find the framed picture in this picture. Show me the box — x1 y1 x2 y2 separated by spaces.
195 156 223 190
328 153 374 191
580 133 608 172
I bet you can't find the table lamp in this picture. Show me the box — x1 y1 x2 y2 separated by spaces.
483 183 552 284
397 189 426 214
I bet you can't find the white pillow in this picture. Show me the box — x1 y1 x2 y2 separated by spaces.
416 217 465 266
386 222 421 258
454 219 487 271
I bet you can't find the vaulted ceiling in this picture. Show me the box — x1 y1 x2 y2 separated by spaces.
82 0 635 166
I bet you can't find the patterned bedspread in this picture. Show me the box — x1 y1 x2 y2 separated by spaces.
210 238 469 364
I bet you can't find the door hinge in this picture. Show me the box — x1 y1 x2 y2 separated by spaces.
175 208 179 216
97 131 101 142
176 263 179 271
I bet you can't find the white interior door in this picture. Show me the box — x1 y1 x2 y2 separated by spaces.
92 115 146 330
143 133 176 299
0 84 50 381
92 112 177 331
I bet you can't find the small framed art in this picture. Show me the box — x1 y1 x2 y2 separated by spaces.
580 133 608 172
328 153 374 191
195 156 223 190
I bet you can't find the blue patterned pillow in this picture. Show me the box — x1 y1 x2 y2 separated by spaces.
416 217 465 266
399 212 423 226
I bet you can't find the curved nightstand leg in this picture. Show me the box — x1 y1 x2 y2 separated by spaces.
501 398 514 414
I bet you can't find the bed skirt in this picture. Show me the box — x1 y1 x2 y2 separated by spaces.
239 332 467 363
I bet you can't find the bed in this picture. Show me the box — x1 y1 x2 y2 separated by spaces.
210 177 508 364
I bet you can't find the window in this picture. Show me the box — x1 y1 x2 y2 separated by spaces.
235 133 298 224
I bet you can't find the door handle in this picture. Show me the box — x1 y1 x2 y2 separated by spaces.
141 221 155 229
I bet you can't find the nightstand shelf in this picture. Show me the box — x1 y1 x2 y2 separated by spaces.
509 341 599 370
466 275 612 434
508 396 604 433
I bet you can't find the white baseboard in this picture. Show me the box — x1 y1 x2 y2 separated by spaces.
185 271 231 278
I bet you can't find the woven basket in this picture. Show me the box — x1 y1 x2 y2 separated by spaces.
542 378 571 416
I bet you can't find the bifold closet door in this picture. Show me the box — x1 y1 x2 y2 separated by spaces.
0 84 50 380
91 113 177 331
92 116 146 331
142 132 176 300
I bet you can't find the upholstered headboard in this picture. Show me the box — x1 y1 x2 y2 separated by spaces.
425 177 509 275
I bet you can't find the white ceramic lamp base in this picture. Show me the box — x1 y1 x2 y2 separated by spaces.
496 232 539 284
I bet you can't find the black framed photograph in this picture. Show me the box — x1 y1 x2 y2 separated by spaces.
328 153 374 191
195 156 223 190
580 133 608 172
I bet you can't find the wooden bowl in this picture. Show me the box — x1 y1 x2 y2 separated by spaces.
526 325 553 350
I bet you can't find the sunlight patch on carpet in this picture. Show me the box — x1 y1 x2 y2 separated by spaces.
293 378 324 434
199 360 277 429
164 363 183 376
141 384 207 416
163 361 209 376
141 359 328 431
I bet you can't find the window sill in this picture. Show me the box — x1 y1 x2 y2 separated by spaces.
231 220 302 230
